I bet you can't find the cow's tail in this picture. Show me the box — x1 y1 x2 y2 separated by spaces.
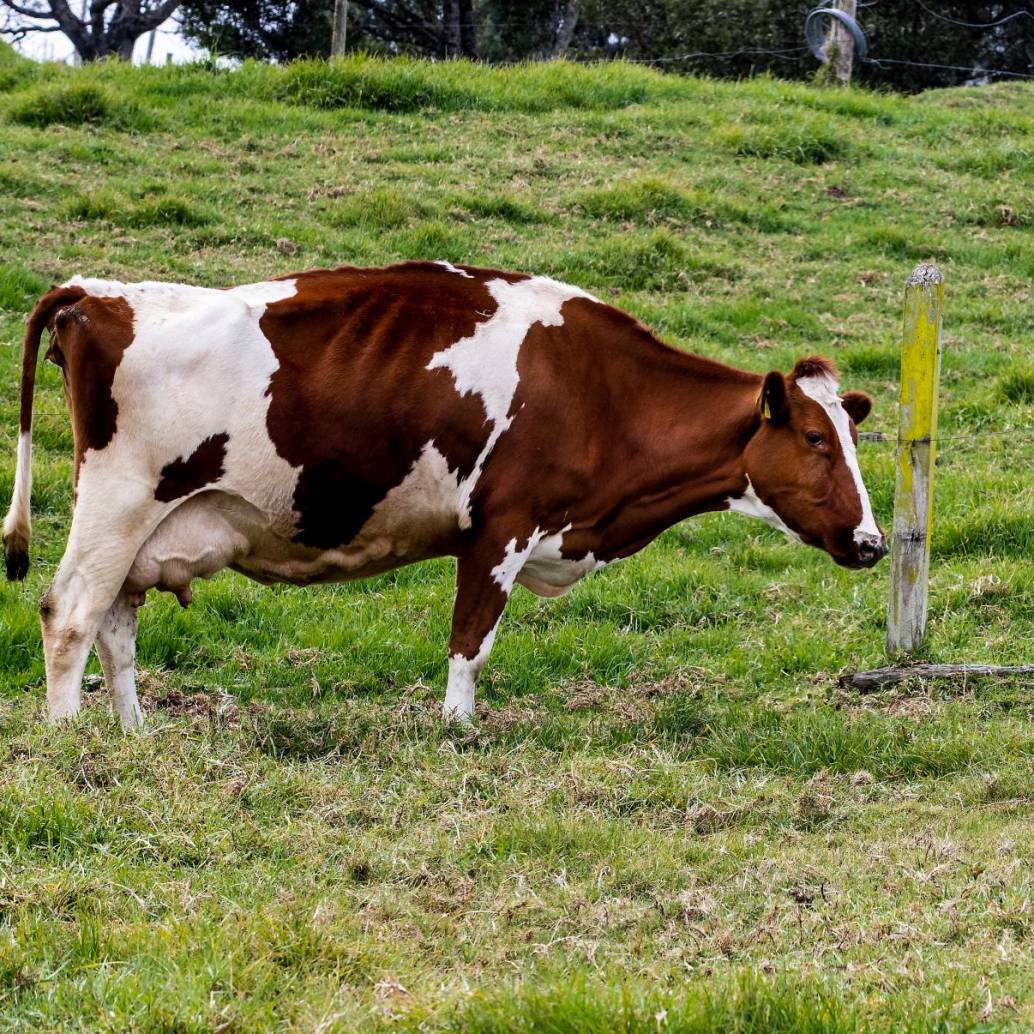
4 285 85 581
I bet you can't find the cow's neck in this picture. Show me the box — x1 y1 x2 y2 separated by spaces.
602 349 761 558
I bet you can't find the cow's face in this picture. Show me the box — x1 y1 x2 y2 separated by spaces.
738 358 887 569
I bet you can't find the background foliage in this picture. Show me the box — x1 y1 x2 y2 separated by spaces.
1 46 1034 1030
172 0 1034 92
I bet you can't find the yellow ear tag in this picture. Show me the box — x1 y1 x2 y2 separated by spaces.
762 399 771 420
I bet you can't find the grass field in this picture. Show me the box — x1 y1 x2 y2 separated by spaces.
2 44 1034 1031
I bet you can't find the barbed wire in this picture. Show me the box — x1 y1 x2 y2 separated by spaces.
911 0 1034 30
610 46 810 65
863 55 1034 79
861 426 1034 446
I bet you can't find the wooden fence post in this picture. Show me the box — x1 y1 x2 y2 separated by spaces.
331 0 349 58
886 262 944 657
824 0 858 85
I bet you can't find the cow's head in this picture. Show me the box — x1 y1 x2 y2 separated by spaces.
733 357 887 569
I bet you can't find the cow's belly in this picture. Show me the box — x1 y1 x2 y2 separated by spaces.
125 480 461 601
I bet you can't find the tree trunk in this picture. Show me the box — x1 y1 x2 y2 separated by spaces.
553 0 579 56
331 0 348 57
444 0 461 56
458 0 476 58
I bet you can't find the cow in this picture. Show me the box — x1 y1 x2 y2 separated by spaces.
3 262 887 730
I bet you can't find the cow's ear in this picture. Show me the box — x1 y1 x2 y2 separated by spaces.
840 390 872 425
759 371 789 424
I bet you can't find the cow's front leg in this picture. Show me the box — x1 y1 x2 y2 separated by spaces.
94 591 143 731
443 540 519 723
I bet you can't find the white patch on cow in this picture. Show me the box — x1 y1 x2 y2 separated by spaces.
62 276 301 538
491 532 542 593
427 276 596 527
796 373 881 546
726 476 802 543
492 525 605 598
354 441 461 558
436 261 474 279
2 431 31 546
518 527 605 597
443 623 498 722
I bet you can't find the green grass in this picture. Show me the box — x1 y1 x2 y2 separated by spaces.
2 54 1034 1031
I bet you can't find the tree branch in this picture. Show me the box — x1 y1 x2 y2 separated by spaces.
0 20 64 36
348 0 442 50
0 0 55 19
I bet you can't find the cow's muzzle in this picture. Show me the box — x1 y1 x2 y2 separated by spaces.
853 535 888 569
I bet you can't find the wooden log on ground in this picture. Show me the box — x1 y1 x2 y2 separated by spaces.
839 663 1034 693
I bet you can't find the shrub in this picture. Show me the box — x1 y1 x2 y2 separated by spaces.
128 195 211 228
8 82 154 131
841 346 899 379
457 192 547 224
997 366 1034 403
329 187 428 229
716 119 852 165
0 264 47 312
574 177 695 222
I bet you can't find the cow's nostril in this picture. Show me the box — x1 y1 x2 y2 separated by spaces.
856 539 888 566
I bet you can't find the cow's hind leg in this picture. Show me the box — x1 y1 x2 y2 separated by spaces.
42 490 167 723
444 534 531 723
95 591 143 731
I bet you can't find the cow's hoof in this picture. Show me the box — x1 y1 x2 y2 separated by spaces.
46 705 82 724
117 703 145 733
442 705 474 728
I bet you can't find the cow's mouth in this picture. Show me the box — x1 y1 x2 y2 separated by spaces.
834 540 888 569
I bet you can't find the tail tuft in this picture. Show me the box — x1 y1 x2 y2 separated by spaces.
3 532 29 581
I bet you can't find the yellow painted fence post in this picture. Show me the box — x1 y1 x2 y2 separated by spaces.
886 262 944 656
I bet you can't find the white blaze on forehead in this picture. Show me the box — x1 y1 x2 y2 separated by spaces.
427 275 596 526
726 476 802 543
795 372 881 544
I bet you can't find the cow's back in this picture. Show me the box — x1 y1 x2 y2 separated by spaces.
63 263 643 565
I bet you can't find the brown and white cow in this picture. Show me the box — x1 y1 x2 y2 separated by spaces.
3 262 886 728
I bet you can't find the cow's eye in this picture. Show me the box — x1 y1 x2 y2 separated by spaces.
805 431 824 448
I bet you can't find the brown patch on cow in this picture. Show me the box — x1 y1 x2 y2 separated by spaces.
154 432 229 502
45 294 135 482
262 262 527 550
471 294 762 564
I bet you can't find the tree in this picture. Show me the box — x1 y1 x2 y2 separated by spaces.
180 0 473 60
178 0 332 61
0 0 181 61
175 0 1034 91
477 0 584 62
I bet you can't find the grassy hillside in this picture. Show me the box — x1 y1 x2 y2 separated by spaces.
2 56 1034 1031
